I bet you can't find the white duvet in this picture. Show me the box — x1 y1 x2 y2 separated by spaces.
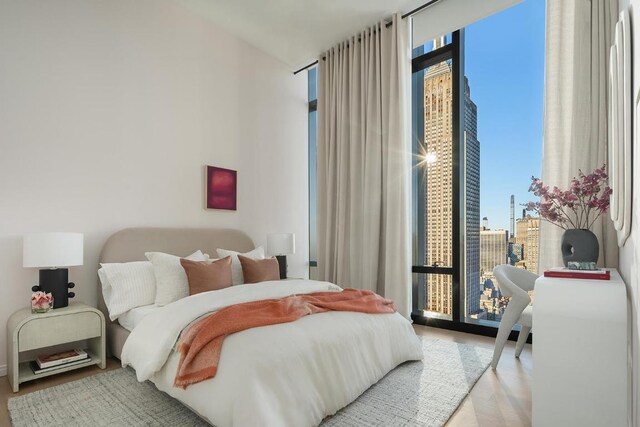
121 280 422 427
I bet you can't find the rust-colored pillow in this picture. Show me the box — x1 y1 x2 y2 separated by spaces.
180 256 233 295
238 255 280 284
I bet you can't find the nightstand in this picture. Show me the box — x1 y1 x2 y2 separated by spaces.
6 302 106 392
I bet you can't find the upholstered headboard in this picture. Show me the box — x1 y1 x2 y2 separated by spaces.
97 227 255 358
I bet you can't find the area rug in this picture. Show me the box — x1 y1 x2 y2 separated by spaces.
8 338 492 427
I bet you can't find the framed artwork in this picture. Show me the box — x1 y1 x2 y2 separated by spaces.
206 166 237 210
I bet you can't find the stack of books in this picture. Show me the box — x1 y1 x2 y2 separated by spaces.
30 348 90 375
543 268 610 280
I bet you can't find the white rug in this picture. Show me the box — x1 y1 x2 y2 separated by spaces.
8 338 492 427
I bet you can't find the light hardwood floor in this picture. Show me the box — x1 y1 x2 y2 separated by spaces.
0 325 531 426
413 326 532 427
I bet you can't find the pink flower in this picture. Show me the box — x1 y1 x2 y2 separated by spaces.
31 291 53 309
525 165 611 230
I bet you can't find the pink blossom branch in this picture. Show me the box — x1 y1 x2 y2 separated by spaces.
525 164 610 231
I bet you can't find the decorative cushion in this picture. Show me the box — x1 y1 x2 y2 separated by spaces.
180 257 233 295
216 246 265 285
238 255 280 284
145 250 207 306
98 261 156 321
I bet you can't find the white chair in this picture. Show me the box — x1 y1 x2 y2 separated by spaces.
491 264 537 369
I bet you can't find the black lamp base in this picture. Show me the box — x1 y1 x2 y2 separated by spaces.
33 269 75 309
276 255 287 280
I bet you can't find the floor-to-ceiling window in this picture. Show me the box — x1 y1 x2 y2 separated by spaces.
307 0 544 336
412 0 544 335
411 33 457 321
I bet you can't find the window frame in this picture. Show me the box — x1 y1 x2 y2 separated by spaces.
411 30 463 321
410 30 529 342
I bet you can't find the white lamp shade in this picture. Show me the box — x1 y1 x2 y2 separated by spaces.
23 232 84 268
267 233 295 256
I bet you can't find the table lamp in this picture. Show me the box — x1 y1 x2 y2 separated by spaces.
267 233 295 279
23 232 83 309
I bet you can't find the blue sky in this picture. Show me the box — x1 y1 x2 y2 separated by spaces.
464 0 545 231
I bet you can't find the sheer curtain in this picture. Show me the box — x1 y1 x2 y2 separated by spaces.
317 13 412 317
540 0 618 272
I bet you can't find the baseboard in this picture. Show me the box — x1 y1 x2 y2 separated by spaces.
0 364 6 377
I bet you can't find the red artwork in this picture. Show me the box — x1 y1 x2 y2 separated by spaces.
207 166 237 210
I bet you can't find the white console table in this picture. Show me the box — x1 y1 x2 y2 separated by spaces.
532 269 628 427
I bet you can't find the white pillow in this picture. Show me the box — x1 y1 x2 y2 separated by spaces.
146 250 207 306
216 247 265 285
98 261 156 321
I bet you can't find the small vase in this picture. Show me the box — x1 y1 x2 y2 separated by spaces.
31 295 53 314
561 229 599 267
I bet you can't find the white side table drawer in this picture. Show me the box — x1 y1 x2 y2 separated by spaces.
18 311 102 351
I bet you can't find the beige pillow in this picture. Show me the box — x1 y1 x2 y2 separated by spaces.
216 246 265 284
180 257 233 295
238 255 280 284
145 250 207 306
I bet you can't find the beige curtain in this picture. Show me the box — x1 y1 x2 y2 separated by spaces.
317 13 412 317
540 0 619 272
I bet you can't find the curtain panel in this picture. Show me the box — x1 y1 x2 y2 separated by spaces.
540 0 619 272
317 13 412 317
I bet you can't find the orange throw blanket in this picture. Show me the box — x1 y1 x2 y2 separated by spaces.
174 288 395 388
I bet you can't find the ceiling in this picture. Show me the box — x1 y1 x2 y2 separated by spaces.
170 0 428 71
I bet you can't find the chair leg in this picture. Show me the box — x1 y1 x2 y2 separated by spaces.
491 319 515 369
515 326 531 358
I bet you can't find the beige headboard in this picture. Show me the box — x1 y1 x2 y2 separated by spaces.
97 227 254 358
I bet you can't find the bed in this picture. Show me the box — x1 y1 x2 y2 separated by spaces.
98 227 256 359
98 227 422 427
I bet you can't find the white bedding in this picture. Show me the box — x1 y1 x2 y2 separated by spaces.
117 304 158 331
121 280 422 427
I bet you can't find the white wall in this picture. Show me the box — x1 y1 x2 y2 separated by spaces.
617 1 639 425
0 0 308 373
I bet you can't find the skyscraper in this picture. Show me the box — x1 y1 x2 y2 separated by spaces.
422 43 480 316
480 228 508 274
423 58 453 315
510 195 515 239
516 214 540 273
465 78 481 316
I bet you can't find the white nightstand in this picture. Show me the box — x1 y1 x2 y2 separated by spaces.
6 302 106 392
532 269 628 426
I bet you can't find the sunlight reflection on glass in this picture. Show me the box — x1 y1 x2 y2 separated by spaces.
425 152 437 164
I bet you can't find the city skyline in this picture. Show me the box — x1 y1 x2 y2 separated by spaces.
409 1 544 322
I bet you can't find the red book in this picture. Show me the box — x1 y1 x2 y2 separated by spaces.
36 348 87 369
544 269 610 280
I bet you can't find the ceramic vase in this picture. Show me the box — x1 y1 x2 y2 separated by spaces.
561 229 599 267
